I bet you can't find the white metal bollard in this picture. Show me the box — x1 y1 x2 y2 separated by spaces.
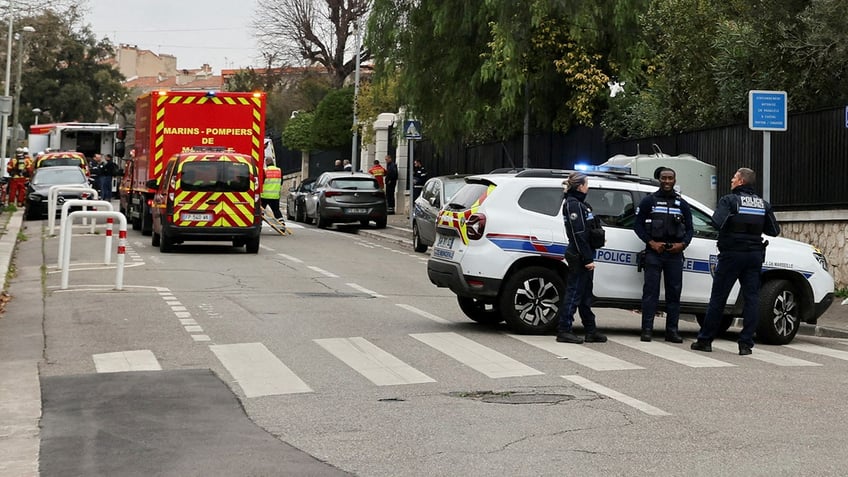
57 200 114 267
48 185 99 236
61 210 127 290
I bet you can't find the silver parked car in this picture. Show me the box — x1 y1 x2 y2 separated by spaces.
412 174 471 252
303 171 388 229
286 177 316 222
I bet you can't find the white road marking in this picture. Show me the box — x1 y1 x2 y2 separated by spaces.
175 312 192 318
347 282 385 298
93 350 162 373
259 244 275 252
563 375 671 416
511 335 644 371
170 305 187 312
184 325 203 333
276 253 303 263
608 336 735 368
210 343 312 397
711 341 821 366
395 304 452 324
165 301 181 306
785 343 848 362
179 319 197 325
191 335 211 342
315 337 435 386
308 266 339 278
410 332 543 378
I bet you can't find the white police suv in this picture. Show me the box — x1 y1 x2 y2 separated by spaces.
426 169 834 345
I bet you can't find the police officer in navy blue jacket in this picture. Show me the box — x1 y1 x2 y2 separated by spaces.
634 167 693 343
691 167 780 355
556 171 608 344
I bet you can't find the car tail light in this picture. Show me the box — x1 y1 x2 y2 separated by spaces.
324 191 342 197
466 279 485 289
466 213 486 240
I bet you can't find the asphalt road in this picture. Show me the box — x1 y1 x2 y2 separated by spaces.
6 215 848 476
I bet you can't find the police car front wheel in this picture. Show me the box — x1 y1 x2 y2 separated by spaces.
757 279 799 345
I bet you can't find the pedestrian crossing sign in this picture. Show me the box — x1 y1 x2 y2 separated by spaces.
404 120 422 140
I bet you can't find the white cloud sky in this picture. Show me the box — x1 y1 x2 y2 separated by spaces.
84 0 262 74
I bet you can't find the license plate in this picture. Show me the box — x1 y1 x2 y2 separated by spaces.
346 208 367 214
181 212 213 222
436 235 455 249
433 248 454 260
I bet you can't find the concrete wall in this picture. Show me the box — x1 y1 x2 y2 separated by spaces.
777 211 848 290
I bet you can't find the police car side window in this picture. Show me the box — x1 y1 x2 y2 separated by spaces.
517 187 562 216
690 206 718 238
586 189 635 228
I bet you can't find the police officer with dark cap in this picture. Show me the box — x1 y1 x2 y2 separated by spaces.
691 167 780 355
634 167 693 343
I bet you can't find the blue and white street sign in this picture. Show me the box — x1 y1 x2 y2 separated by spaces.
748 90 787 131
404 120 422 140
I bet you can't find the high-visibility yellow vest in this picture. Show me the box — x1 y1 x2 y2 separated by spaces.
261 166 282 199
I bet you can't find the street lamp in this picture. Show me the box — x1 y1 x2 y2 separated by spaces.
1 0 15 161
32 107 40 125
9 25 34 151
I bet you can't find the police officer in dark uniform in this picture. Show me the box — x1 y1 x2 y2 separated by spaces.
556 171 607 344
634 167 693 343
691 167 780 355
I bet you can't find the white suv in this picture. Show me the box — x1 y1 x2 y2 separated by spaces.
427 169 834 345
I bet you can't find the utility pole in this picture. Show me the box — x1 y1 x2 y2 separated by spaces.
1 0 15 161
350 21 361 172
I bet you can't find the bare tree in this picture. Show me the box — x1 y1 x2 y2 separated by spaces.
254 0 371 87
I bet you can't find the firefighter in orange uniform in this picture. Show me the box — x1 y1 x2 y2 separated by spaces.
368 159 386 190
7 148 34 206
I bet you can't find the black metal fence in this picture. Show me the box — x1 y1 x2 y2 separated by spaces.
412 106 848 211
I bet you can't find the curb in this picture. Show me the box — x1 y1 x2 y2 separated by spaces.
0 209 24 288
798 323 848 339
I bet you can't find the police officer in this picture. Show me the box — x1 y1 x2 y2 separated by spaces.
691 168 780 355
556 171 607 344
634 167 693 343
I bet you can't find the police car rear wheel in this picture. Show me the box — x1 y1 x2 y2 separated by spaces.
499 266 564 334
757 279 799 345
457 297 503 325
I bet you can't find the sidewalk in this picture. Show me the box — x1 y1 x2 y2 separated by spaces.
357 212 848 339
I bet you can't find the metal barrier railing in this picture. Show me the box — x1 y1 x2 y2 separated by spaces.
47 185 99 236
60 211 127 290
57 200 114 267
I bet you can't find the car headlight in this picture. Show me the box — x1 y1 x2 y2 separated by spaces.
813 249 829 271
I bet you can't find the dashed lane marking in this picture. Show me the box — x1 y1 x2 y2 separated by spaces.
395 304 452 324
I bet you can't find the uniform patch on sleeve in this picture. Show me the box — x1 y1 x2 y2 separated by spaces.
569 212 578 220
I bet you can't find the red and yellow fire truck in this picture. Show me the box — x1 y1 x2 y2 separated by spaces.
120 90 267 235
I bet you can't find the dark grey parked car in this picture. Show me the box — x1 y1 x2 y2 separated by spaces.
24 166 93 221
286 177 316 222
303 171 387 229
412 174 471 252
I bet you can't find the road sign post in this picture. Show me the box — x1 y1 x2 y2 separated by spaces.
748 90 787 202
404 121 422 228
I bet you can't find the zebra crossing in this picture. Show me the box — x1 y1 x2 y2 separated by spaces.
91 331 848 401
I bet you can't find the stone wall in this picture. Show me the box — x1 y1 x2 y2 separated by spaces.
777 211 848 290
